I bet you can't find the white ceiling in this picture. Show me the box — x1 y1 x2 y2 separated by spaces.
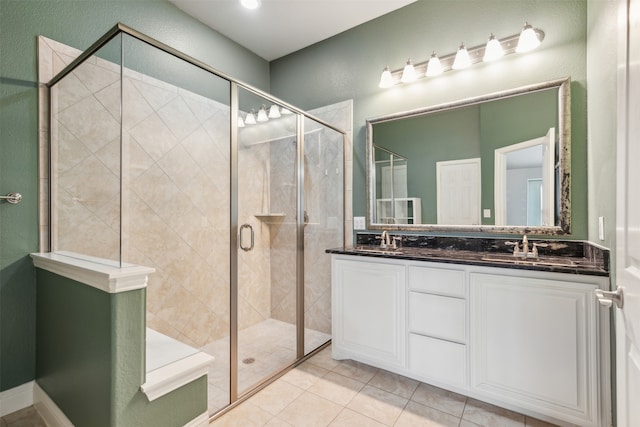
168 0 417 61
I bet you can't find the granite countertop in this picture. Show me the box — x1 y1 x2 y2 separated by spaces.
326 233 610 277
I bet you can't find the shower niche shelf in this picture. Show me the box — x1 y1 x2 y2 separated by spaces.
254 213 286 224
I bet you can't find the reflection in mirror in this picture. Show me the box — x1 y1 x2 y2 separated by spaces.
494 128 555 227
374 146 422 224
366 78 570 234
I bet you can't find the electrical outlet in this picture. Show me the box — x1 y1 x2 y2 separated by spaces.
353 216 366 230
483 209 491 218
598 216 605 241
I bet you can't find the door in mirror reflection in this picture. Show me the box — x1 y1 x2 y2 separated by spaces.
494 127 555 226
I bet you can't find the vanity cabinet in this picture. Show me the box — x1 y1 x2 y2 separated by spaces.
470 272 602 426
331 254 609 427
331 257 406 370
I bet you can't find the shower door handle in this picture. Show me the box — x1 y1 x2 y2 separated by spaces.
239 224 254 251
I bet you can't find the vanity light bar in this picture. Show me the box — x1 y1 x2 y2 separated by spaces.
379 25 545 88
239 104 291 127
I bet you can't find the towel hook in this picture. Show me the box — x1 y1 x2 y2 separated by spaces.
1 193 22 204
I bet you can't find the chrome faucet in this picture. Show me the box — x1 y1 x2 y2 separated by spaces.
522 235 529 255
379 231 390 248
505 235 549 258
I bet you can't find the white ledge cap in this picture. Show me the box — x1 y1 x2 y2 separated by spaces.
31 251 155 294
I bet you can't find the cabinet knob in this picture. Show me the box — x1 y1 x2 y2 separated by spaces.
595 288 623 309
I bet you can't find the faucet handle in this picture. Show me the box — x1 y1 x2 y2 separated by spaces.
531 242 549 258
505 241 520 254
391 236 402 249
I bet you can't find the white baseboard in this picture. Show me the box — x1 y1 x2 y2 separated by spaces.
33 383 73 427
184 411 209 427
0 381 34 416
3 381 206 427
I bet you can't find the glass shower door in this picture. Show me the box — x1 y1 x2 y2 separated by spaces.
303 116 344 355
235 88 299 396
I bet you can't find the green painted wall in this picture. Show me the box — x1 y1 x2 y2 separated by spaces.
269 0 589 239
586 0 617 255
0 0 268 393
36 269 206 426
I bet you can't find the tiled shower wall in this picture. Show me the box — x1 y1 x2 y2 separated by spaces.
38 36 353 347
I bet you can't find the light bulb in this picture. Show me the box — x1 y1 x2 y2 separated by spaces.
425 52 443 77
483 34 504 62
257 106 269 122
379 66 394 88
516 23 541 53
240 0 261 10
400 59 417 83
268 105 281 118
452 43 471 70
245 110 256 125
280 107 292 115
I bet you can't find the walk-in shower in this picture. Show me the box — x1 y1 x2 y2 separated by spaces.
44 24 346 416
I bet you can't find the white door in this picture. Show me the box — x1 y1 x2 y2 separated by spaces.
614 0 640 425
493 128 554 226
436 158 481 225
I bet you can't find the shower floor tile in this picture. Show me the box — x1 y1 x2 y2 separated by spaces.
201 318 331 414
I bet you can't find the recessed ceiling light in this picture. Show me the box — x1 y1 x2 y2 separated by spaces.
240 0 261 10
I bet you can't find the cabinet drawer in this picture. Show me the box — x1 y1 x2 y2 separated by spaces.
409 292 466 342
408 265 465 297
409 334 467 388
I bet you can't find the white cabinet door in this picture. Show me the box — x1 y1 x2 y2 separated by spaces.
332 257 406 369
470 273 601 427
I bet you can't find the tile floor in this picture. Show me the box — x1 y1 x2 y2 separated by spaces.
1 406 46 427
210 345 560 427
0 345 560 427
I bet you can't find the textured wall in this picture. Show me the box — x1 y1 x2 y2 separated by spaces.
269 0 589 240
36 269 206 427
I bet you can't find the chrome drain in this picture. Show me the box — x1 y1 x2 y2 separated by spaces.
242 357 255 364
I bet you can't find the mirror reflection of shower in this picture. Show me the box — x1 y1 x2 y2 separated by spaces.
374 145 421 224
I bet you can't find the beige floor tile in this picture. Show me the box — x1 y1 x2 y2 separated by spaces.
346 384 408 426
210 401 273 427
395 400 461 427
281 361 329 390
462 398 526 427
2 407 46 427
332 359 378 383
411 382 467 418
368 369 419 399
307 345 340 371
264 417 294 427
278 392 343 427
460 420 483 427
251 380 305 416
308 371 366 405
525 416 560 427
328 408 387 427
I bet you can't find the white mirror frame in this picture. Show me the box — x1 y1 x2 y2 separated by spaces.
365 77 571 235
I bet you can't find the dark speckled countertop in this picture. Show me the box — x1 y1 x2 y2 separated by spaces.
326 233 609 277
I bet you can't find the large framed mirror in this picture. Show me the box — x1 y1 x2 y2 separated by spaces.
366 78 571 234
